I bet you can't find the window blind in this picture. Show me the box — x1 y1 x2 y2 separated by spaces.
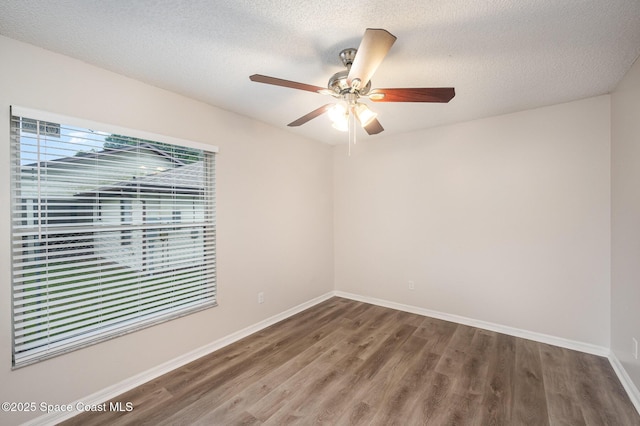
10 107 217 367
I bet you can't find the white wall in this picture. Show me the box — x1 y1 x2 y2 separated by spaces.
334 96 611 347
0 36 334 425
612 55 640 392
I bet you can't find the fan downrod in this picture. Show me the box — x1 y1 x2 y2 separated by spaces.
339 48 357 68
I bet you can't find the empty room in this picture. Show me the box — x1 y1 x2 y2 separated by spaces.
1 1 640 425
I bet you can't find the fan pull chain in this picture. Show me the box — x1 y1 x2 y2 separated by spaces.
348 106 357 156
352 111 357 146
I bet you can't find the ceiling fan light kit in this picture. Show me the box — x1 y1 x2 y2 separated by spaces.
249 28 455 153
328 103 348 130
354 103 377 127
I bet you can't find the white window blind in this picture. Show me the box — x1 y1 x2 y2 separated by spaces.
10 107 217 367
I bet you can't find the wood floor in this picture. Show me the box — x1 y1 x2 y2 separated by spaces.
61 297 640 425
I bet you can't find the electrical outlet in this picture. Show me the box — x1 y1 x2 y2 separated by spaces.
633 337 638 360
408 281 415 290
258 292 264 304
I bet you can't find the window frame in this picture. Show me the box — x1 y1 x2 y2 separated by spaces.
9 106 219 368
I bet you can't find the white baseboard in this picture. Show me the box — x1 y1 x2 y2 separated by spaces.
24 292 335 426
608 352 640 414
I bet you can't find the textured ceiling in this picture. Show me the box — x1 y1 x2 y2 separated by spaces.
1 0 640 145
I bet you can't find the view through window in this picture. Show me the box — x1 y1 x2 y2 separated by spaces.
10 107 217 367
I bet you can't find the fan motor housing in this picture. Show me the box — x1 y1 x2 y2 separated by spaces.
328 48 371 96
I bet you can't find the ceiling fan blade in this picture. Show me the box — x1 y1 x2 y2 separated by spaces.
347 28 397 89
250 74 325 93
287 104 333 127
369 87 455 103
363 118 384 135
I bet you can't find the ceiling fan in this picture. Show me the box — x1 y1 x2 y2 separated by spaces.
249 28 455 139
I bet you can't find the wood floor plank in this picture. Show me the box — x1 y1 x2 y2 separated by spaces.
413 316 459 355
479 332 516 426
513 338 550 426
334 330 424 424
408 328 494 425
153 300 354 425
353 322 418 381
539 343 586 426
60 297 640 426
434 323 478 377
267 318 419 424
458 329 496 396
248 303 405 423
192 327 352 424
438 329 498 425
145 298 350 402
250 336 363 423
409 371 455 424
569 350 640 426
367 335 434 425
382 349 442 425
443 392 482 426
591 354 640 425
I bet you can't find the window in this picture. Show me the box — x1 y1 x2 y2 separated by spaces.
10 106 218 367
